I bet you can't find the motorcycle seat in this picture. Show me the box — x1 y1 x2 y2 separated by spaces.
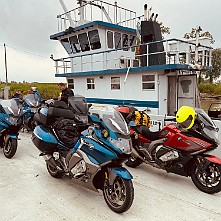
53 101 69 109
48 107 75 120
135 125 160 141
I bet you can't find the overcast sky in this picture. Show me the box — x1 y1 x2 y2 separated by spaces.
0 0 220 83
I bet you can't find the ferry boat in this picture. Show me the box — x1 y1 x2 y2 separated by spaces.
50 0 221 135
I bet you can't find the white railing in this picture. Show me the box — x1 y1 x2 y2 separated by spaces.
53 38 212 75
57 0 137 31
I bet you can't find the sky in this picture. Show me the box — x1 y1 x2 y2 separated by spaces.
0 0 221 83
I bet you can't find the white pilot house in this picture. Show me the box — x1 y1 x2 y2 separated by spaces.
50 0 212 123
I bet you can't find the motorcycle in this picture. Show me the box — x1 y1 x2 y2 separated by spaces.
31 97 134 213
0 99 23 158
23 94 41 131
117 106 221 194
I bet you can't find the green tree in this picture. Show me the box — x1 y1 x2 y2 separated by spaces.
184 27 215 44
159 22 170 35
204 49 221 83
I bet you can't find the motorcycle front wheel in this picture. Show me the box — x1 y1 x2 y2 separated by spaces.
190 161 221 194
46 163 63 178
3 138 17 159
103 176 134 213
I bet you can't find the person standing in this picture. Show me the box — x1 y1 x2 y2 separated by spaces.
58 82 74 104
12 89 23 99
31 87 42 102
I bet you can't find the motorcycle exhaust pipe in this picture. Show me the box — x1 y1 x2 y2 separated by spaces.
131 147 161 168
147 138 167 154
131 148 146 162
43 154 63 171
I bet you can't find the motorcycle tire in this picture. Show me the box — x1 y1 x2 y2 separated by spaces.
103 176 134 213
46 163 63 178
190 161 221 194
3 138 17 159
125 157 143 168
28 118 36 131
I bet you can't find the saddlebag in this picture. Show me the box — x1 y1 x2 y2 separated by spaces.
32 126 58 153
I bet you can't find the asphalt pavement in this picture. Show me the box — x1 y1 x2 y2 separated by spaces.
0 132 221 221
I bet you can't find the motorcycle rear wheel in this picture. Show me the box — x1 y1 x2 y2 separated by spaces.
125 157 143 168
3 138 17 159
28 117 36 131
103 176 134 213
46 163 63 178
190 162 221 194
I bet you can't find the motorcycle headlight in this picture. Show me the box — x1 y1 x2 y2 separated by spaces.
109 137 132 154
102 129 109 138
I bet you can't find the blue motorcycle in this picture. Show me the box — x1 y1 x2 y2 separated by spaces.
0 99 23 158
23 94 41 131
31 97 134 213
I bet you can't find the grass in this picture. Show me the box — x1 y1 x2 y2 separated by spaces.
1 82 221 101
0 83 60 100
198 83 221 95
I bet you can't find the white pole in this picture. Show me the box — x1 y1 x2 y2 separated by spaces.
148 7 152 20
59 0 75 27
195 26 201 65
123 67 131 104
78 0 86 22
144 4 148 21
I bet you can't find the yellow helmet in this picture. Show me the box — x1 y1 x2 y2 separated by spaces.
176 106 196 130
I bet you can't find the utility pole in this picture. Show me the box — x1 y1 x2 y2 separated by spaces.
4 43 8 84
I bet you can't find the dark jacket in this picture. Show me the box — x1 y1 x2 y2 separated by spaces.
60 87 74 104
12 93 22 99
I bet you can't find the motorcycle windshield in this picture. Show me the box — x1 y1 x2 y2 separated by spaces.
193 109 219 145
24 94 41 107
0 99 23 117
90 105 129 136
68 96 89 115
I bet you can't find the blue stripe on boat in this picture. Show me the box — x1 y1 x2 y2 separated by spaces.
85 97 159 108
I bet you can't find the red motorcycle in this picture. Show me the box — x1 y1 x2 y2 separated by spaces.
116 106 221 194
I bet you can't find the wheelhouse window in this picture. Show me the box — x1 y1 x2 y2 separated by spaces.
111 77 120 90
122 34 128 51
129 35 136 52
69 36 81 53
78 33 90 52
88 29 101 50
114 32 121 49
142 75 155 90
107 31 113 48
60 38 72 54
67 79 74 89
87 78 95 89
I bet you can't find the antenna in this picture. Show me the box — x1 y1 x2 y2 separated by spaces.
195 25 202 65
77 0 86 21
